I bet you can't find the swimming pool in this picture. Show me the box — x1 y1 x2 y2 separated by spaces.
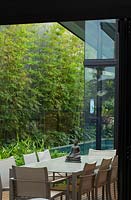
50 138 114 155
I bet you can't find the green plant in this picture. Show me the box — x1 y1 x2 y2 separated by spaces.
0 23 84 142
0 136 45 165
43 131 69 148
68 127 84 143
0 137 68 166
50 150 67 158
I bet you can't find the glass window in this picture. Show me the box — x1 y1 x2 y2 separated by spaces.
101 67 115 149
85 19 116 59
84 68 97 150
84 66 115 150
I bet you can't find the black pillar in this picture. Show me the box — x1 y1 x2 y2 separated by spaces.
96 68 102 149
118 18 131 200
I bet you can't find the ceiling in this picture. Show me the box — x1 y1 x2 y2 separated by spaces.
0 0 131 25
60 21 116 42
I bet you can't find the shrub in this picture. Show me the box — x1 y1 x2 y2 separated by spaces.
0 136 67 166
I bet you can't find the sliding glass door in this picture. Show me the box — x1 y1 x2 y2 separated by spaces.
84 19 117 150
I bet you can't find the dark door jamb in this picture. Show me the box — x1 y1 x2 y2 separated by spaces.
118 18 131 200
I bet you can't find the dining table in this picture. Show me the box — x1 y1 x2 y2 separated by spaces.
23 155 104 200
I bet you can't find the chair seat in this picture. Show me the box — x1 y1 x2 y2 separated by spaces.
28 198 49 200
14 191 64 200
50 191 65 199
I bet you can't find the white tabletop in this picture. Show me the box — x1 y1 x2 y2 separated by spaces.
24 155 103 173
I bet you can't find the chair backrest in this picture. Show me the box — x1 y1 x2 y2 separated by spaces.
95 169 110 187
109 165 118 183
23 152 37 165
83 162 96 175
88 148 116 158
11 166 50 199
95 158 112 187
37 150 51 162
109 155 118 184
79 173 96 195
0 156 16 189
99 158 112 170
112 155 118 167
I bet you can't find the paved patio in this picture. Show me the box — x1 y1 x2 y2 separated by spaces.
2 184 118 200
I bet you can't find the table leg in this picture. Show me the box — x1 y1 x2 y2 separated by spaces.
53 172 55 180
72 172 77 200
9 169 14 200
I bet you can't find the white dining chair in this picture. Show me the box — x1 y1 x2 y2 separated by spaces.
88 148 116 158
0 156 16 190
37 149 51 162
23 152 38 165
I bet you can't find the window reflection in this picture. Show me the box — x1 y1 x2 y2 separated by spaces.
85 19 116 59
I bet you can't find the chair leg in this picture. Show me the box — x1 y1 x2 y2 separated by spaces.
106 184 109 200
77 192 81 200
88 192 90 200
95 188 98 200
108 183 112 200
66 191 70 200
53 172 55 180
114 182 117 199
91 189 94 200
102 186 104 200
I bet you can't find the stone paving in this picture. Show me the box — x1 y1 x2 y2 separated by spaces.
2 185 118 200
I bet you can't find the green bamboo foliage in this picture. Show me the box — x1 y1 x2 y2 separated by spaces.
0 23 84 146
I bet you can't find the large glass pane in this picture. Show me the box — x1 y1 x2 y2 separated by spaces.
84 68 97 152
84 66 115 150
101 66 115 149
85 19 116 59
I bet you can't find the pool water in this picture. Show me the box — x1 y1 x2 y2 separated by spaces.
50 138 114 155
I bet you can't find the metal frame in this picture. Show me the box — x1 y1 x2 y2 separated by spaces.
84 59 117 67
114 19 119 151
96 68 102 149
